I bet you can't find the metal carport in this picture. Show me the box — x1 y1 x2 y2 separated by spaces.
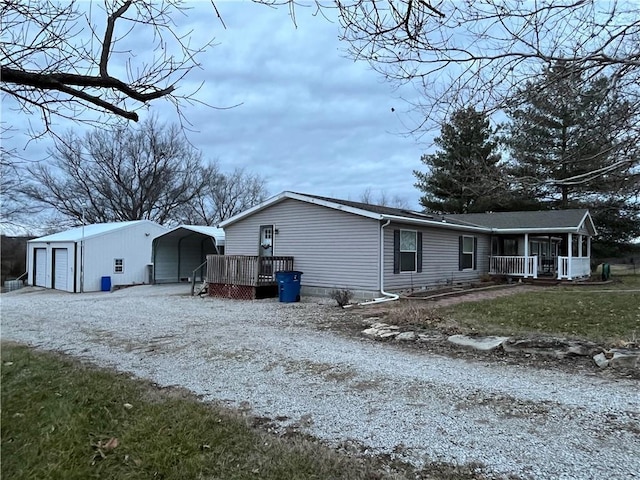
152 226 224 284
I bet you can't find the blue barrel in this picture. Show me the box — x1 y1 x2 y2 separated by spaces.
101 276 112 292
275 271 303 303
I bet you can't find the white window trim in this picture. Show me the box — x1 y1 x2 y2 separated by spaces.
461 235 474 271
114 258 124 274
400 229 418 273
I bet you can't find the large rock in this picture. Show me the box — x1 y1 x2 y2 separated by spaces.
362 323 400 340
503 338 599 358
447 334 509 351
594 349 640 370
395 331 416 341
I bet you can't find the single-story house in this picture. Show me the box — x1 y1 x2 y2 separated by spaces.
215 192 596 299
27 220 166 293
152 225 224 284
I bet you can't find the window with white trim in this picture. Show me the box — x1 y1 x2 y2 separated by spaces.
400 230 417 272
461 236 474 270
114 258 124 274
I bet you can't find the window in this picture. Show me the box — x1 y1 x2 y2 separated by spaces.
393 229 422 274
459 236 475 270
114 258 124 274
400 230 417 272
503 239 518 256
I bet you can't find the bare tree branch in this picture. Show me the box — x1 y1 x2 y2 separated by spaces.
1 0 219 134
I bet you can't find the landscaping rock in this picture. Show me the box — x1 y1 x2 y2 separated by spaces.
503 338 599 358
362 324 400 340
593 352 610 368
447 335 509 351
395 331 416 341
417 334 441 343
593 349 640 370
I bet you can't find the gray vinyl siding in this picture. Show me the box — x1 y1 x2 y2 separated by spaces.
384 222 491 291
224 198 380 291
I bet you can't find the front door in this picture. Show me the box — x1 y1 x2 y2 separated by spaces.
259 225 274 257
259 225 274 276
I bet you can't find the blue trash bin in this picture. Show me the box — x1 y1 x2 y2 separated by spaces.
101 276 111 292
275 271 303 303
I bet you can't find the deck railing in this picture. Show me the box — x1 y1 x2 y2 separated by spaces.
490 256 538 278
206 255 294 287
557 256 590 280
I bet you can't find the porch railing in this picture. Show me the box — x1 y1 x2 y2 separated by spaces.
490 256 538 278
557 256 590 280
206 255 294 287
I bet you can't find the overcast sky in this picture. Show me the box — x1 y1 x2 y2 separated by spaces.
2 1 432 220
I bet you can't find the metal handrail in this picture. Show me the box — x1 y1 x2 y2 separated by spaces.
190 260 209 296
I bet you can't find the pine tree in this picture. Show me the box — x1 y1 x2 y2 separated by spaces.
504 63 640 245
413 106 507 214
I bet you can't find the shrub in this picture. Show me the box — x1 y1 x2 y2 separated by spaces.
329 289 353 308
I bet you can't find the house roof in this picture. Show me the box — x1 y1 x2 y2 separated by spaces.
218 192 488 232
218 191 596 235
29 220 165 243
153 225 225 244
446 209 596 234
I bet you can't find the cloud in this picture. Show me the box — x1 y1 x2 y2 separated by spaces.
2 1 429 231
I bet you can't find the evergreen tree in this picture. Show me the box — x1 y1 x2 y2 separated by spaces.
413 106 508 214
504 63 640 246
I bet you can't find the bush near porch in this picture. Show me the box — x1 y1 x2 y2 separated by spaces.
440 275 639 344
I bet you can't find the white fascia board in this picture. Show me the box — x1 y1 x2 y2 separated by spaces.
219 191 382 228
381 214 491 232
492 227 582 234
578 211 597 236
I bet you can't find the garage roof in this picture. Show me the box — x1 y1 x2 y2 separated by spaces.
29 220 165 243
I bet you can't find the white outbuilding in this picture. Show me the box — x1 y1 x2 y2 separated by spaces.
26 220 167 293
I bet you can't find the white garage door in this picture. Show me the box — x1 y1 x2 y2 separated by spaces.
53 248 68 290
34 248 46 287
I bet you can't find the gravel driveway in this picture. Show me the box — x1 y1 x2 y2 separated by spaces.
2 285 639 479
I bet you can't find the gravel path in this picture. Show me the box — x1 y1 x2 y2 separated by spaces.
2 285 639 479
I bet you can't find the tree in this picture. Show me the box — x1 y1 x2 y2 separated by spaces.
359 187 409 209
22 118 208 225
331 1 639 122
184 164 268 226
1 1 219 133
0 137 43 233
413 106 507 214
504 64 640 245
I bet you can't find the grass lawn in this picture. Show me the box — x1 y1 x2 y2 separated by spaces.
1 343 488 480
440 275 640 343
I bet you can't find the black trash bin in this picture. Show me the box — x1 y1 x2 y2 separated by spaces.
275 271 303 303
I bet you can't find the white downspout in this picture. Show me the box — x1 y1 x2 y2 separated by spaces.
358 219 399 305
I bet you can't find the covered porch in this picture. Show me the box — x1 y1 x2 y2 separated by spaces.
489 232 592 280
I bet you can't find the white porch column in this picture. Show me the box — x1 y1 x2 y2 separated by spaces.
578 234 583 257
587 236 591 258
567 233 573 280
523 233 530 277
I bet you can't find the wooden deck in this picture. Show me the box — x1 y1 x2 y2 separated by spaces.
206 255 294 299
